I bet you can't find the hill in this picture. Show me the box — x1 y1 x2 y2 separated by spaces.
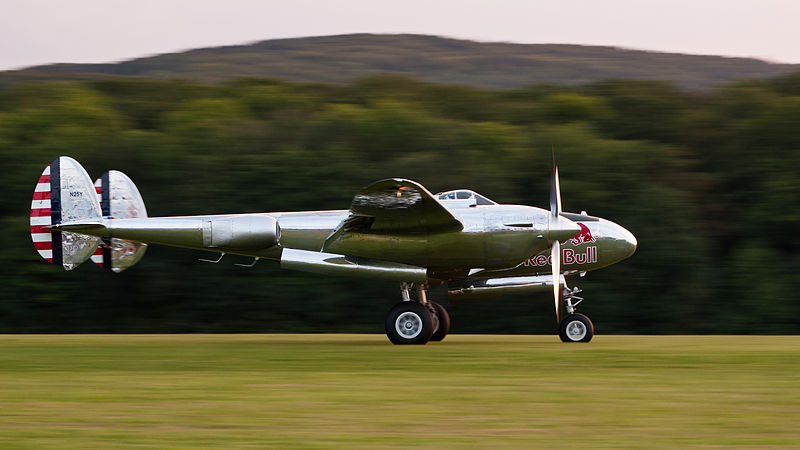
2 34 798 89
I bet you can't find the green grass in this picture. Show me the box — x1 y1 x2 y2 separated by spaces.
0 335 798 448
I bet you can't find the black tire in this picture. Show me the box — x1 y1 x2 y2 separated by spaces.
428 302 451 342
558 313 594 343
385 302 434 345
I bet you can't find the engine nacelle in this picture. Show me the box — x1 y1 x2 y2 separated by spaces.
280 248 428 282
204 215 280 249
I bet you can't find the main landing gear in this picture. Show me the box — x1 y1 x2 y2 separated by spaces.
385 282 450 345
384 281 594 344
558 286 594 343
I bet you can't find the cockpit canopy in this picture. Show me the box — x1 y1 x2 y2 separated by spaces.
436 189 496 206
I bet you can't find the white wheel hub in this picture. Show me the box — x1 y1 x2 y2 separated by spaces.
565 320 587 341
396 311 423 339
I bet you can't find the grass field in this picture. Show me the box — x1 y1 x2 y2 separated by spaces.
0 335 798 448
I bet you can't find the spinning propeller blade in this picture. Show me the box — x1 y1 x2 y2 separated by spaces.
546 160 581 243
550 164 561 218
549 153 572 323
551 239 561 322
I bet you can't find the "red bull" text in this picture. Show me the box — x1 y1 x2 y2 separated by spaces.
523 246 598 267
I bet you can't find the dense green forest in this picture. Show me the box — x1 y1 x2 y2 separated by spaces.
1 73 798 333
3 34 799 90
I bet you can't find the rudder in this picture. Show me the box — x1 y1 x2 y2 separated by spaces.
30 156 102 270
91 170 148 273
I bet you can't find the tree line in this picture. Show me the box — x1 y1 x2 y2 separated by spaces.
1 74 798 333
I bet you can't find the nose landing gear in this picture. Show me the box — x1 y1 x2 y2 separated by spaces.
558 286 594 343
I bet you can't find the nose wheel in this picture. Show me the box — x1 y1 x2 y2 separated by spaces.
558 313 594 343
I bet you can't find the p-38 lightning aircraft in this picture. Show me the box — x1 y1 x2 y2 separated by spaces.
30 156 636 344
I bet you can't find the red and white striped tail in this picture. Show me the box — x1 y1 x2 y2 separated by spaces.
30 156 102 271
30 164 54 263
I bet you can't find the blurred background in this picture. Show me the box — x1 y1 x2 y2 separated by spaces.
1 32 798 334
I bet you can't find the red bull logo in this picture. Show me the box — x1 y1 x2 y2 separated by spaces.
570 222 595 246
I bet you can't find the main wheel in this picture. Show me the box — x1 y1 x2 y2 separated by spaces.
428 302 451 342
385 302 434 345
559 313 594 343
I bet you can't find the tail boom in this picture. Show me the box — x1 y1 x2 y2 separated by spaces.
53 214 280 254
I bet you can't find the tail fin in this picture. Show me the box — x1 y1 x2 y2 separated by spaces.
30 156 102 270
92 170 148 273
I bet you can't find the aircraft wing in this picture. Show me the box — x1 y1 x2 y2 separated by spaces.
334 179 463 238
350 178 463 232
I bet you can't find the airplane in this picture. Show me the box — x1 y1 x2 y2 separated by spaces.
30 156 636 344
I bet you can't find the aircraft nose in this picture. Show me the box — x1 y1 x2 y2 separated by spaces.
602 219 637 263
615 224 637 260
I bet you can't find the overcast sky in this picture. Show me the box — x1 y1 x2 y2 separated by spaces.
1 0 798 71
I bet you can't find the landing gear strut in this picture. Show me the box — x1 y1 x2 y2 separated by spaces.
385 283 450 345
558 285 594 343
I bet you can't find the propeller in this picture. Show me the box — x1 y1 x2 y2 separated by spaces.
550 164 562 218
547 166 581 243
547 156 577 323
551 239 561 322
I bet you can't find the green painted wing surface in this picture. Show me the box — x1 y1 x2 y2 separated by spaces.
349 179 463 233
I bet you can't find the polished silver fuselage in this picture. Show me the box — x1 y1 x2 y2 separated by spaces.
273 204 636 280
112 201 635 283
